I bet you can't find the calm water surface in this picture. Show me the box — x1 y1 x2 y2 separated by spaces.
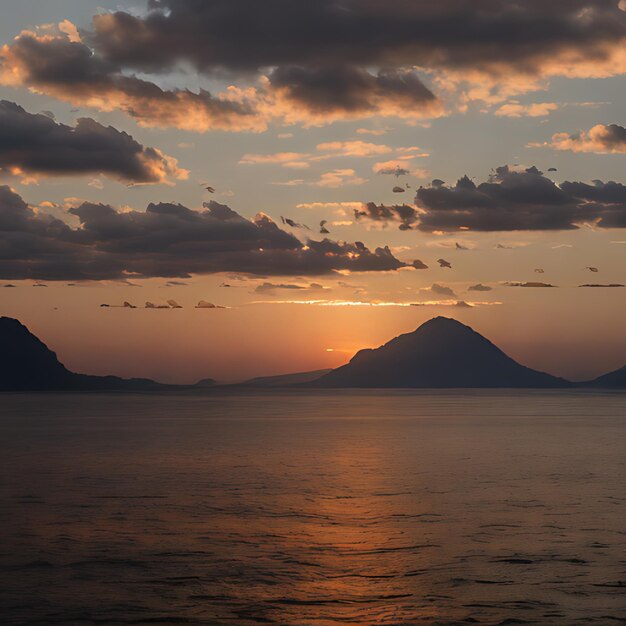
0 390 625 625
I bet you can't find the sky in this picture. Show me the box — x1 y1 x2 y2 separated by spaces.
0 0 624 383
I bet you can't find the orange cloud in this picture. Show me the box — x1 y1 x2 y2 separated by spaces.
495 102 560 118
530 124 626 154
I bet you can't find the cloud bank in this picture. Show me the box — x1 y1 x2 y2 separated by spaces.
355 166 626 231
2 1 623 129
0 187 408 280
414 166 626 231
0 100 187 184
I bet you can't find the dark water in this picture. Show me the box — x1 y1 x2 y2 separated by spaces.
0 391 625 625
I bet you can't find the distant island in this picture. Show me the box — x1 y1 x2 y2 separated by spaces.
312 316 570 389
0 316 623 392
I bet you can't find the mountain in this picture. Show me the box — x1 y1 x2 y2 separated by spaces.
584 366 626 389
2 315 623 392
0 317 175 392
311 317 571 389
241 369 332 387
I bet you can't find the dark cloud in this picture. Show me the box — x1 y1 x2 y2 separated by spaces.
354 202 419 230
0 100 186 184
429 283 457 298
413 166 626 231
560 180 626 228
4 2 623 129
89 1 625 77
268 66 440 118
0 35 260 132
0 32 440 130
378 166 411 177
598 124 626 150
0 188 408 281
579 283 624 288
468 284 493 292
505 282 557 288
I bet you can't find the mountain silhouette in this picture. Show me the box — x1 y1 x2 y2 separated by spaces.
241 369 333 387
0 317 176 392
311 317 571 388
585 365 626 389
1 315 623 391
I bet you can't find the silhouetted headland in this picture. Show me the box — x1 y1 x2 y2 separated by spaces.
0 317 186 392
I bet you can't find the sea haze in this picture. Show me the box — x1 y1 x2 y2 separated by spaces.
0 391 624 625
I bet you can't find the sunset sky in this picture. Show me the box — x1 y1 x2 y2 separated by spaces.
0 0 624 383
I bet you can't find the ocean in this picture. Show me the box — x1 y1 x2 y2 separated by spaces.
0 390 624 625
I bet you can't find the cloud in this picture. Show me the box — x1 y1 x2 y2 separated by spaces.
373 159 429 178
357 128 388 136
276 169 367 188
494 242 530 249
0 187 408 280
375 164 411 177
354 202 420 231
428 283 457 298
505 282 557 288
0 31 441 132
145 301 171 309
88 1 626 84
0 100 187 185
468 284 493 292
4 2 623 129
494 102 560 118
268 66 443 124
411 300 499 308
579 283 624 287
254 281 327 294
414 166 626 231
91 0 625 91
255 282 305 293
252 298 499 308
239 152 309 166
559 179 626 228
314 141 393 158
240 141 401 171
296 202 363 212
196 301 226 309
531 124 626 154
0 32 263 132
